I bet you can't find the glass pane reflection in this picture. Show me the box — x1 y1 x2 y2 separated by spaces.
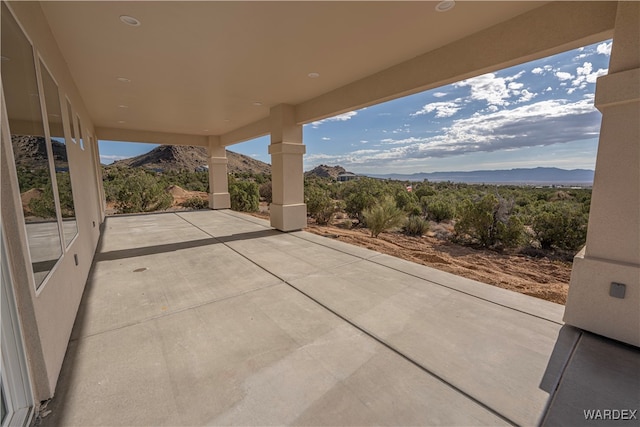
2 3 63 288
40 61 78 247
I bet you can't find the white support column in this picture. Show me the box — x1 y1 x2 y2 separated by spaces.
207 136 231 209
564 2 640 347
269 104 306 231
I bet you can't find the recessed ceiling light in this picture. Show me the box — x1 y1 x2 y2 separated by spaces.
117 104 129 108
117 120 126 124
116 77 131 83
308 72 320 79
252 102 263 106
435 1 455 12
119 15 141 27
203 129 209 132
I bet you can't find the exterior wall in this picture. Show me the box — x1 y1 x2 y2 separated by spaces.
1 1 103 401
564 2 639 347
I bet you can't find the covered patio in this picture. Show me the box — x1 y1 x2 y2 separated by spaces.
40 210 639 426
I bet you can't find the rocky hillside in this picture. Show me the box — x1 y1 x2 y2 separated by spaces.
305 164 348 179
109 145 271 175
11 135 68 169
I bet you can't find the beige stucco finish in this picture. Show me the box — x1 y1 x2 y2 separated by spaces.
207 137 231 210
269 105 306 232
564 1 640 347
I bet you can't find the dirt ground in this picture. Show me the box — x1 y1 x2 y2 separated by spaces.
252 206 571 305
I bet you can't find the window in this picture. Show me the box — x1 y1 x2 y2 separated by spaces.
40 60 78 247
1 2 63 288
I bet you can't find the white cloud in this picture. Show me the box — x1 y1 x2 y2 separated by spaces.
411 100 462 118
455 73 512 106
597 41 612 56
531 65 554 75
570 62 608 91
321 137 331 141
544 87 553 92
505 70 526 81
433 92 448 98
555 71 574 81
313 98 600 168
517 89 536 103
311 111 357 128
508 82 524 90
360 140 369 144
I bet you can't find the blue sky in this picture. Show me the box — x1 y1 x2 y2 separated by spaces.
99 40 611 174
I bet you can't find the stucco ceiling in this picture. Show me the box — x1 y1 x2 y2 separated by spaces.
40 2 553 139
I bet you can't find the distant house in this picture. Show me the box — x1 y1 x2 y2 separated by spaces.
337 172 358 182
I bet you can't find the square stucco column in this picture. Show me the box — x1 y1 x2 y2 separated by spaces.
564 2 640 347
269 104 306 231
208 136 231 209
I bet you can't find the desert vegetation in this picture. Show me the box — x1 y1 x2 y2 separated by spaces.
301 176 589 254
84 165 589 304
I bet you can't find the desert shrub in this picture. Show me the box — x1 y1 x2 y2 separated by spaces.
395 190 421 216
342 178 389 224
109 169 172 214
28 183 56 219
532 203 588 251
181 196 208 210
27 171 76 219
454 194 524 248
305 185 335 225
363 196 406 238
413 182 436 199
421 196 455 222
404 215 429 237
229 180 259 212
259 181 272 203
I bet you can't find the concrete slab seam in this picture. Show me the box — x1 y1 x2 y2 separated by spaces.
177 212 518 426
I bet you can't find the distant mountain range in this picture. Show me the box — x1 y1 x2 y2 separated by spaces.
109 145 271 175
367 167 594 185
11 137 594 185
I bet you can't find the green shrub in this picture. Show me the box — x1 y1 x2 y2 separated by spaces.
421 196 455 222
181 196 208 210
363 196 406 238
305 185 335 225
104 169 172 214
532 203 588 251
229 180 259 212
454 194 523 248
342 178 389 224
404 215 429 237
395 190 421 216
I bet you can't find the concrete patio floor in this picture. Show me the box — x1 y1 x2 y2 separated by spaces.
40 210 639 426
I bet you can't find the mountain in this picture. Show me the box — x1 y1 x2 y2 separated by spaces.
11 135 69 170
305 164 348 179
109 145 271 175
367 167 594 185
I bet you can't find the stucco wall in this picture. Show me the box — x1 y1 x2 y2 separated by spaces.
2 1 103 400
